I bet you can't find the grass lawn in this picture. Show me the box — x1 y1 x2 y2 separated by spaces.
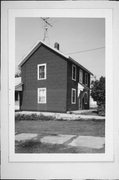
15 119 105 153
16 119 105 137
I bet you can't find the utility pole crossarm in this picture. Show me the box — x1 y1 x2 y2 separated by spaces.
41 18 52 27
41 17 53 43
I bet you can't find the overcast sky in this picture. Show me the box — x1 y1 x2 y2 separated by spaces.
16 18 105 79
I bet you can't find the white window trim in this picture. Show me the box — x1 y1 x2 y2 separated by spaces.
37 63 46 80
72 64 76 81
85 73 88 86
71 88 76 104
79 69 83 84
37 88 47 104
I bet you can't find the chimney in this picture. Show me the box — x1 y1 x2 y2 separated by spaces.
54 42 60 50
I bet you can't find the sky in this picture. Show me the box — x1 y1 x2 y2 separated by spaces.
16 18 105 79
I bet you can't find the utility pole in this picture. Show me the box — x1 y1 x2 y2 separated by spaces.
41 17 52 44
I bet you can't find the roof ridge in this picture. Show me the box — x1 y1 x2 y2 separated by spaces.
18 40 93 75
18 40 69 67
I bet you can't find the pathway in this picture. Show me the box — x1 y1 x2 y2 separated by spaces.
15 133 105 150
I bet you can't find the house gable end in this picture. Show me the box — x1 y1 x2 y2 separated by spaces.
20 44 69 69
19 42 69 68
18 41 93 77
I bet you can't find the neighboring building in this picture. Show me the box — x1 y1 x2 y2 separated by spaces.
16 41 93 112
15 77 22 110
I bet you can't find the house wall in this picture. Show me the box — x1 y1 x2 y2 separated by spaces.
66 62 78 111
20 45 67 112
66 61 90 111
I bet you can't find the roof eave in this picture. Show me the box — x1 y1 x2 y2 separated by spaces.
18 41 42 68
18 41 69 68
69 56 93 76
18 40 93 76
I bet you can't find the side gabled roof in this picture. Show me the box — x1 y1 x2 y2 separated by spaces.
18 41 93 75
18 41 68 68
68 56 93 75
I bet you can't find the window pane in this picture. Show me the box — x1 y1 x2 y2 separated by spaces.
38 65 46 79
72 89 76 104
73 91 75 102
72 65 76 80
85 73 88 85
79 69 83 83
73 66 75 79
38 88 46 103
39 66 44 72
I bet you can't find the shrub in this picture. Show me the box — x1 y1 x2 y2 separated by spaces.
91 76 105 116
15 113 55 121
97 103 105 116
91 76 105 104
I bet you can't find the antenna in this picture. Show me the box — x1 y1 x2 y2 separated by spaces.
41 17 52 44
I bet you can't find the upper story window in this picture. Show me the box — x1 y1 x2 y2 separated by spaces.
71 88 76 104
72 64 76 81
37 64 46 80
37 88 46 104
79 69 83 84
85 73 88 86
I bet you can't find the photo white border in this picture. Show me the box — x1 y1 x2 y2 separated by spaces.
2 1 119 179
8 8 113 162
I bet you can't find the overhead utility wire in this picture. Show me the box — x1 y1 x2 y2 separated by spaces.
67 46 105 55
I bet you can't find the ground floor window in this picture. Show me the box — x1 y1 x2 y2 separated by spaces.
71 88 76 104
37 88 47 104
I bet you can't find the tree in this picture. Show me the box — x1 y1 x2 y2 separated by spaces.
91 76 105 115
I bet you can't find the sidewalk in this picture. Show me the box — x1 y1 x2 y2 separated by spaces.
15 132 105 151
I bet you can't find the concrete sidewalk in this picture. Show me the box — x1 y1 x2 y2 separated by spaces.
15 133 105 150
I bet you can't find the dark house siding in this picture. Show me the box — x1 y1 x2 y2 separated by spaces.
66 61 78 111
66 62 90 111
79 69 90 110
20 45 67 112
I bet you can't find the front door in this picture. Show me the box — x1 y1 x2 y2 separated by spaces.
78 90 83 109
79 90 89 110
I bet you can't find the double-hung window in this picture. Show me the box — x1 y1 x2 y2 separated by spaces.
85 73 88 86
37 88 46 104
79 69 83 84
71 88 76 104
37 64 46 80
72 64 76 81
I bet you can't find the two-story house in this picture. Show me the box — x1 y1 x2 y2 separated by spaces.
16 41 93 112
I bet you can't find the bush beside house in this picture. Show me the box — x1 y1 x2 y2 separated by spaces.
91 76 105 116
